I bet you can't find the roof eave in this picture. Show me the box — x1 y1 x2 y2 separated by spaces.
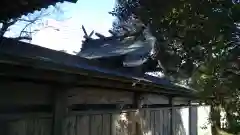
0 0 77 20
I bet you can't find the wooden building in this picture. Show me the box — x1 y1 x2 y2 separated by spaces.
0 1 202 134
0 38 199 135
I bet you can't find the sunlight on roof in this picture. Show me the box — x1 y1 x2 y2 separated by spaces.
146 72 165 78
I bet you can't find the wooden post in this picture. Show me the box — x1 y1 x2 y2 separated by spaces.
189 100 198 135
133 92 141 135
169 97 174 135
188 100 192 135
133 92 141 109
52 86 68 135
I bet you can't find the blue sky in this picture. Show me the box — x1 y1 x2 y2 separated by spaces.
6 0 116 54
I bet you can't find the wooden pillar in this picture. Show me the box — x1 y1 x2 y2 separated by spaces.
188 100 192 135
169 97 174 135
133 92 142 135
133 92 141 109
52 86 68 135
189 100 198 135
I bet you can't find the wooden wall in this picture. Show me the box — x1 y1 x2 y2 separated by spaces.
63 109 171 135
6 107 194 135
0 81 197 135
0 83 134 106
67 88 133 105
8 118 52 135
0 82 52 106
0 81 189 106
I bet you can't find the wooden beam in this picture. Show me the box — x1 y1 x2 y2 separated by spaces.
69 104 198 112
70 104 131 111
52 86 68 135
0 74 193 97
0 105 51 113
133 92 142 108
0 113 51 120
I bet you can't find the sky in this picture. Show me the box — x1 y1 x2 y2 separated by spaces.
6 0 116 54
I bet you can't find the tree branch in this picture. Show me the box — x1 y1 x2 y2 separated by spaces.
0 19 18 37
11 36 32 41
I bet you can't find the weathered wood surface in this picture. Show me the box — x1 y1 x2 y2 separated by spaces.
2 89 195 135
7 118 52 135
0 81 191 109
5 107 198 135
67 88 133 105
64 109 173 135
52 87 68 135
0 82 51 106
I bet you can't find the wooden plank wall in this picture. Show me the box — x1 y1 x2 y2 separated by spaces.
7 118 52 135
6 107 192 135
0 82 52 106
61 108 172 135
2 84 195 135
67 88 133 105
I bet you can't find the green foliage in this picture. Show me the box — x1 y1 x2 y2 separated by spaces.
111 0 240 134
111 0 239 78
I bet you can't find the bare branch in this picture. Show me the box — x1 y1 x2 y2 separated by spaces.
18 10 51 38
19 18 42 37
11 36 32 41
0 19 18 37
1 7 63 41
17 19 37 23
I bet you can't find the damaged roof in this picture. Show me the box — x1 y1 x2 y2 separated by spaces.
0 38 196 97
77 25 156 67
0 0 77 20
